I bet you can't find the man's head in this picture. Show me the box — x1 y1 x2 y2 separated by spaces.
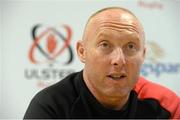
77 7 146 103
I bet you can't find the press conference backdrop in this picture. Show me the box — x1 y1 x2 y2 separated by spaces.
0 0 180 118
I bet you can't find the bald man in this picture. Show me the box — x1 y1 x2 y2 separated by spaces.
24 7 180 119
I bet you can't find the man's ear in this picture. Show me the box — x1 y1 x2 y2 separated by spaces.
76 40 86 63
142 45 147 63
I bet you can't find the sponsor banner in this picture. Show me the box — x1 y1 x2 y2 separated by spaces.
137 0 180 94
1 0 180 118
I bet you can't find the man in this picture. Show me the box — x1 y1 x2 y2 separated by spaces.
24 7 180 119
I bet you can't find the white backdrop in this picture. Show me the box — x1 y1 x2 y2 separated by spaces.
0 0 180 118
0 2 2 117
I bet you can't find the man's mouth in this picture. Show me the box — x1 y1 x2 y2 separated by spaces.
107 73 127 80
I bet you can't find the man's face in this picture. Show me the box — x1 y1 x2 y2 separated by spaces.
78 9 146 98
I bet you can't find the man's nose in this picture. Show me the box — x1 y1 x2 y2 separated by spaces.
110 48 126 66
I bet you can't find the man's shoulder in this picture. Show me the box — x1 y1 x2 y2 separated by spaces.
32 71 81 108
24 71 83 118
134 77 179 101
134 77 180 118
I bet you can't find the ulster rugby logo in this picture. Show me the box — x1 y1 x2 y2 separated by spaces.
29 24 73 64
25 24 75 88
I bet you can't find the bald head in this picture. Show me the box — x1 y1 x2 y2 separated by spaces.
82 7 145 44
89 7 137 22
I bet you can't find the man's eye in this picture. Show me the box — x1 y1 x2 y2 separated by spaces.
101 43 109 47
99 42 110 48
124 42 139 56
127 42 136 50
128 43 134 49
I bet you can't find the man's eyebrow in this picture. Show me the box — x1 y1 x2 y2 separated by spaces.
123 34 141 43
